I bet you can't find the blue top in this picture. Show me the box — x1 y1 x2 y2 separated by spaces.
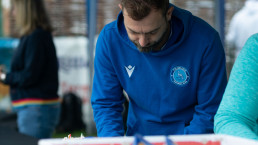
214 33 258 140
0 38 19 49
3 28 60 108
91 5 227 137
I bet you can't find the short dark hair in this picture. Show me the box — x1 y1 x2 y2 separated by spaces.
120 0 169 20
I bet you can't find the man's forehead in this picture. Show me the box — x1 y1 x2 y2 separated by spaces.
123 9 164 33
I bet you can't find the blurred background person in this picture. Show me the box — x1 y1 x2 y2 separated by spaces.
214 33 258 140
226 0 258 61
0 0 60 139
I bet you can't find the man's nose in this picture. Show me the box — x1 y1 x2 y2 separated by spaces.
138 35 149 47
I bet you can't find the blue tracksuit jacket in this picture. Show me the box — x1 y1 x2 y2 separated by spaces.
91 5 227 137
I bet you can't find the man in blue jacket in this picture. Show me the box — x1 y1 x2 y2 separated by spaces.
91 0 227 137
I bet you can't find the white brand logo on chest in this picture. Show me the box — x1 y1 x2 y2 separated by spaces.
125 65 135 78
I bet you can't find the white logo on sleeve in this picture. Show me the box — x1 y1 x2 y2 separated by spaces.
125 65 135 78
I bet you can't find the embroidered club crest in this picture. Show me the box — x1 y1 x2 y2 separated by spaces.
170 66 190 86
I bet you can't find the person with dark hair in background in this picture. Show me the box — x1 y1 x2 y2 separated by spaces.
91 0 227 137
0 0 60 139
214 33 258 140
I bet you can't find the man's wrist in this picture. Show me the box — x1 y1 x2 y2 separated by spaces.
0 73 6 81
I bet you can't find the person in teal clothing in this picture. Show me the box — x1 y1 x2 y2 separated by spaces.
214 33 258 140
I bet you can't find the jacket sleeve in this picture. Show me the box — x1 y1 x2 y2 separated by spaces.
5 32 46 88
184 32 227 134
214 34 258 140
91 30 125 137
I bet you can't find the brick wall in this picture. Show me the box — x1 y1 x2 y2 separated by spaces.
45 0 86 36
173 0 246 34
1 0 247 75
3 0 246 37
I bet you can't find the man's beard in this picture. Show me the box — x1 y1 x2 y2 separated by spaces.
132 24 169 53
133 37 163 53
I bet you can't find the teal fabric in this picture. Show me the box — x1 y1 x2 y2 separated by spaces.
214 33 258 140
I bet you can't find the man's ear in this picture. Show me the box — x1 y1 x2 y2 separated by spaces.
118 4 122 10
166 6 174 21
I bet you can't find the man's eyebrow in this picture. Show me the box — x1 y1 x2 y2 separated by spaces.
127 26 160 34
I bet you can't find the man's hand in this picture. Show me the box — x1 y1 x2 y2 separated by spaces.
0 65 6 82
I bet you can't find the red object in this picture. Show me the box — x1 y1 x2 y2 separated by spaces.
176 141 220 145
